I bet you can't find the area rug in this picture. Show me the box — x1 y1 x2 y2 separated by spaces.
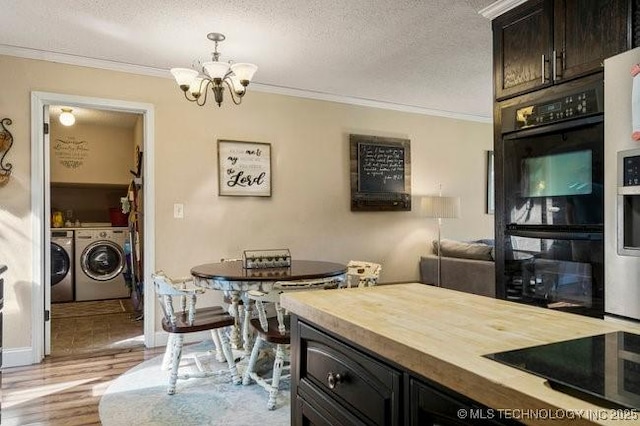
99 341 290 426
51 299 130 318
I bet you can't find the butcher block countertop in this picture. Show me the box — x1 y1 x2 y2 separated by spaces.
281 283 640 425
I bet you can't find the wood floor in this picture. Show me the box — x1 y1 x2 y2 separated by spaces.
2 346 164 426
3 301 152 425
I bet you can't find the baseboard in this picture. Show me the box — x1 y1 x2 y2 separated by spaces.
0 332 216 368
3 346 34 368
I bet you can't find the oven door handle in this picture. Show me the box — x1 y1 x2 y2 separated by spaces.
506 229 603 241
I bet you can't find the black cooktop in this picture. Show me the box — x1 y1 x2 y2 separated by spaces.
484 332 640 409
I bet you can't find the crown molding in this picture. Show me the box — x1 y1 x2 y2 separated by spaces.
250 83 491 123
0 44 169 78
478 0 529 20
0 44 491 123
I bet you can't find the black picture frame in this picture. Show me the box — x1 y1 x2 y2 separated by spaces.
349 134 411 211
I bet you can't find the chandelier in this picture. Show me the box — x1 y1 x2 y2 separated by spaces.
170 32 258 107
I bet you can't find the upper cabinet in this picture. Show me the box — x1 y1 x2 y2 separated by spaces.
555 0 631 81
493 0 631 101
493 0 554 101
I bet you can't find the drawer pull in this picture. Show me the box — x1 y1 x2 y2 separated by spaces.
327 372 343 389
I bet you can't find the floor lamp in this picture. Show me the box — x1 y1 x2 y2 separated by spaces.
421 194 460 287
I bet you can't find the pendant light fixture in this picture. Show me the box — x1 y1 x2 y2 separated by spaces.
170 32 258 107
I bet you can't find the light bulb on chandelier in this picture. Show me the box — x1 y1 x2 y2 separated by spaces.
170 33 258 107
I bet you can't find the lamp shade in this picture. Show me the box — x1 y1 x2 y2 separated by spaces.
421 196 460 219
230 63 258 84
203 61 230 79
170 68 198 88
189 77 205 97
227 74 246 94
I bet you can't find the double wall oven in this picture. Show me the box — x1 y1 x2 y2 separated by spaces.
497 79 604 318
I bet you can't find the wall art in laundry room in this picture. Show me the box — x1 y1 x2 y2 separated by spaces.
51 136 89 170
217 139 271 197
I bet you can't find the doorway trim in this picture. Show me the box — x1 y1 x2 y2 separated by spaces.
31 91 155 363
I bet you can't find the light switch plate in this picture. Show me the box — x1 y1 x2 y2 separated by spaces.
173 203 184 219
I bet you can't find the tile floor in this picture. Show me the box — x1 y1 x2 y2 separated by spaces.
50 299 144 356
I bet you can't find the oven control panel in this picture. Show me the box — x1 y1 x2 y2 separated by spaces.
501 82 603 134
515 89 599 129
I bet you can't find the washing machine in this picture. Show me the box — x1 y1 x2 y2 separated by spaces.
51 230 74 302
75 228 130 301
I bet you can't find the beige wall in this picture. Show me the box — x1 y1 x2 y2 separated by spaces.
0 55 493 354
50 121 134 185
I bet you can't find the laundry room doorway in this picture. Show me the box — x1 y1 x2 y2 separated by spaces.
31 92 155 363
49 106 143 356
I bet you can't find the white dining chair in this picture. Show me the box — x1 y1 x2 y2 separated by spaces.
345 260 382 287
152 272 241 395
242 277 341 410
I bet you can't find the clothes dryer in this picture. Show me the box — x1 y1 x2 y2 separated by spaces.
51 230 74 302
75 228 130 301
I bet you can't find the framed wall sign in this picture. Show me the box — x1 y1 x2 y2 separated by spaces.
349 134 411 211
217 140 272 197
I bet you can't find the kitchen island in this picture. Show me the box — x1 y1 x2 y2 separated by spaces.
281 283 640 425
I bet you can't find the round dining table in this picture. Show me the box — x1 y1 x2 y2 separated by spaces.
191 259 347 351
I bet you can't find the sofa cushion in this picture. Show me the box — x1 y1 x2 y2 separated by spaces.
432 239 493 261
469 238 495 247
419 255 495 297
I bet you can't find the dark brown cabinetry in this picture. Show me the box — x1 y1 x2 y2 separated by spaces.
494 0 631 100
494 0 553 100
409 377 516 425
491 1 633 313
555 0 631 80
292 319 402 426
291 317 515 426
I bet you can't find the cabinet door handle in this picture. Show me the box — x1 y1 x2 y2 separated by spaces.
541 54 548 84
553 50 564 81
327 372 343 389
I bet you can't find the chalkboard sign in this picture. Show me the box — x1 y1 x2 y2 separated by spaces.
358 143 405 193
350 134 411 211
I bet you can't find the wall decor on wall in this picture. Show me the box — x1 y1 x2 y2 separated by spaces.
217 140 271 197
0 117 13 186
52 136 89 169
349 134 411 211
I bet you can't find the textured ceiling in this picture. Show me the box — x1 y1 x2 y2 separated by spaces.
0 0 498 120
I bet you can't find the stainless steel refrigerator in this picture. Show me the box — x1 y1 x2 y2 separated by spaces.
604 47 640 323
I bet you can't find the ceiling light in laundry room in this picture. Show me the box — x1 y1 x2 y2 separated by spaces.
59 108 76 126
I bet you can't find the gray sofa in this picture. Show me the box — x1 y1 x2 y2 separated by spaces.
419 239 496 298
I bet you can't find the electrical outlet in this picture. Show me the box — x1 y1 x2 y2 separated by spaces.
173 203 184 219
